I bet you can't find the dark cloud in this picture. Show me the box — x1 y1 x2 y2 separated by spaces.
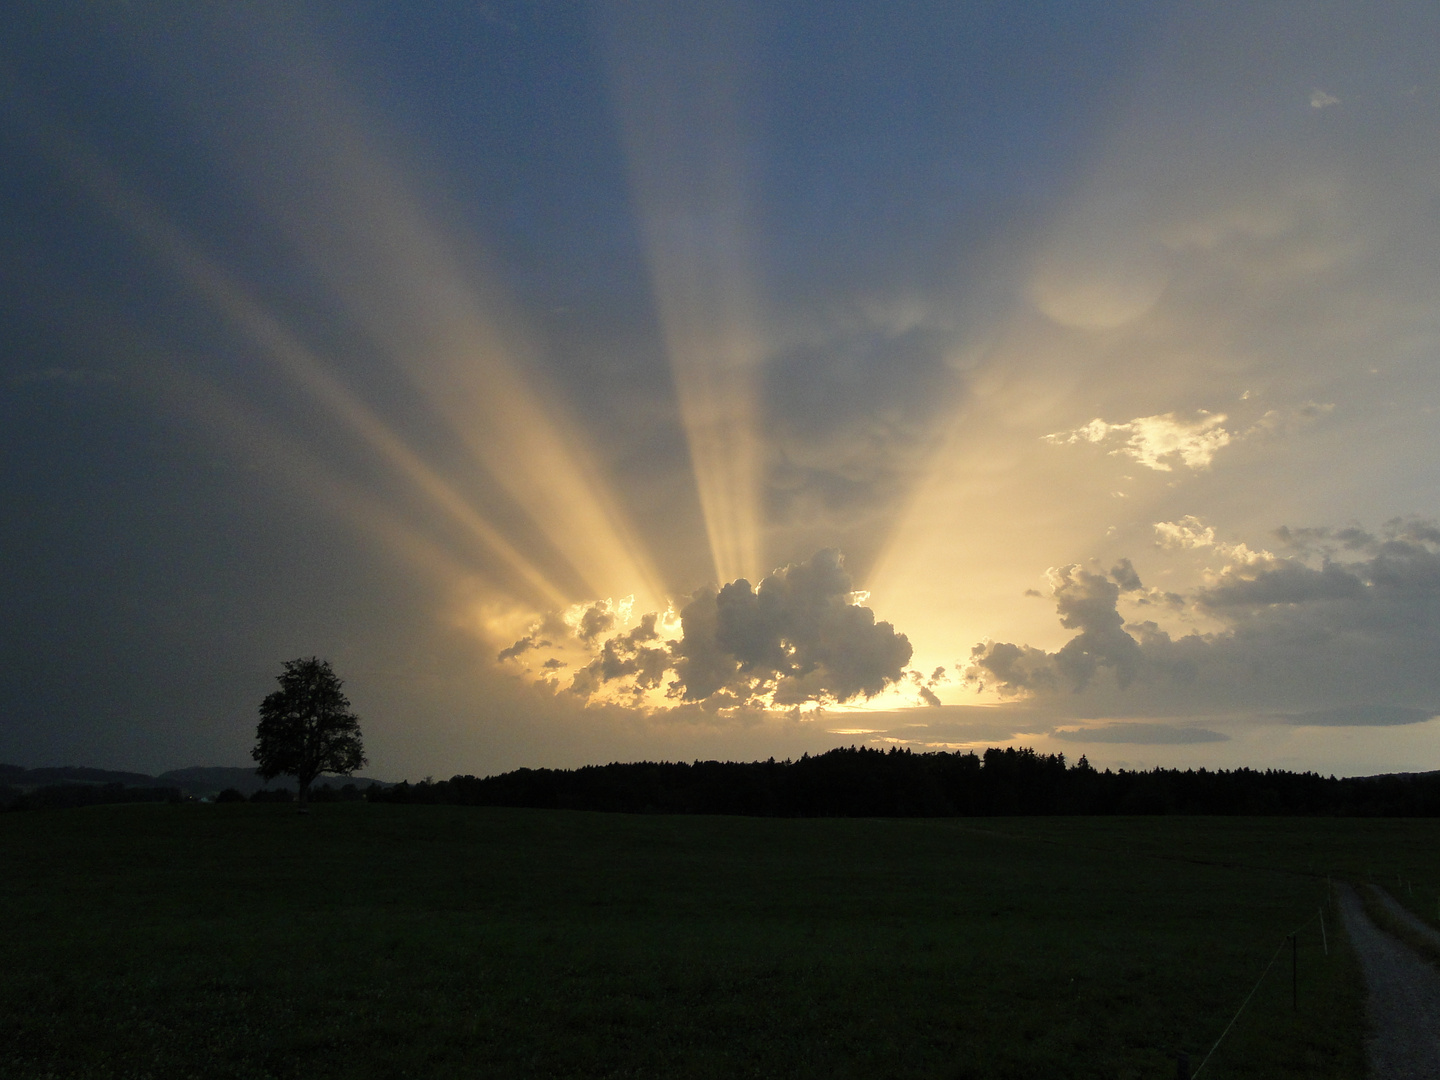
496 635 537 662
1110 558 1142 592
1271 519 1440 559
578 603 617 642
967 640 1058 695
673 549 912 706
1196 559 1367 608
967 522 1440 724
1052 723 1228 744
970 566 1144 693
1046 566 1144 691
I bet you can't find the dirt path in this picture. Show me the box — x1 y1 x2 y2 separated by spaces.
1337 884 1440 1078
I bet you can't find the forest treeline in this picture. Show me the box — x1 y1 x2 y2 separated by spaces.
369 745 1440 817
8 746 1440 815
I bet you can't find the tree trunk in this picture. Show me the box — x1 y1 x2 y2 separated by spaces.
298 778 310 814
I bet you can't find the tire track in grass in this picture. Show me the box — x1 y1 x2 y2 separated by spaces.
1337 884 1440 1078
1368 885 1440 956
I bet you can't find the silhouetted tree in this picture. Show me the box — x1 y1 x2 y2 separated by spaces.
252 657 366 811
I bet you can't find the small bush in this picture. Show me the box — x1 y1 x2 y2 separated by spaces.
215 788 246 804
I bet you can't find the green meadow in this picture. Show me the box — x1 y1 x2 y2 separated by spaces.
7 806 1435 1079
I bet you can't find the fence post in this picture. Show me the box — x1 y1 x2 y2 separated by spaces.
1291 934 1297 1010
1176 1050 1191 1079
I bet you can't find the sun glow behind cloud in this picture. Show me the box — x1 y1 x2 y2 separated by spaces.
11 0 1440 780
157 1 1440 763
492 549 930 716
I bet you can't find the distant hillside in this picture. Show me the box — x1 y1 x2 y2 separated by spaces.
0 764 391 798
155 766 286 796
3 765 159 788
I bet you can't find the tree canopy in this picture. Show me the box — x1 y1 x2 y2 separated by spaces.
252 657 366 807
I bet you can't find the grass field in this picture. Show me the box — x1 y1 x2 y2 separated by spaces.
5 806 1427 1079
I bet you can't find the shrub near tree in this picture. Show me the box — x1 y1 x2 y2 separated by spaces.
252 657 367 811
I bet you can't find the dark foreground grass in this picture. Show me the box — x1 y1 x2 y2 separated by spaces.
0 807 1394 1079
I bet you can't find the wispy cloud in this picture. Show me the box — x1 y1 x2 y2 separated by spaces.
1281 705 1435 727
1045 399 1333 474
1053 723 1228 744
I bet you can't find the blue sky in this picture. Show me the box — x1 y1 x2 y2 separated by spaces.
4 2 1440 779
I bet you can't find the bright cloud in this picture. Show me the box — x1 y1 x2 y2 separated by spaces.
1045 411 1232 471
1045 399 1334 474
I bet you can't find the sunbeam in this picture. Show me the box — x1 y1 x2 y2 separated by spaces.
50 130 574 610
599 0 765 587
202 14 669 613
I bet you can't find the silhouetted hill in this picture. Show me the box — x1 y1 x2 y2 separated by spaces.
153 766 282 796
7 765 159 787
155 766 389 796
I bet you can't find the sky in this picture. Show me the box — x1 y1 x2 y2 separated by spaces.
4 1 1440 780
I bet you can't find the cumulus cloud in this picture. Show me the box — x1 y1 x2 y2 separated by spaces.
1309 89 1340 109
498 549 912 713
1154 517 1272 569
1154 515 1218 550
966 519 1440 726
968 562 1146 694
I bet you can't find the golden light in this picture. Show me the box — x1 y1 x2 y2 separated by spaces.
224 37 669 614
43 20 672 623
60 138 574 611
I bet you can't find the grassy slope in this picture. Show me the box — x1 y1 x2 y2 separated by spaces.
0 806 1389 1079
